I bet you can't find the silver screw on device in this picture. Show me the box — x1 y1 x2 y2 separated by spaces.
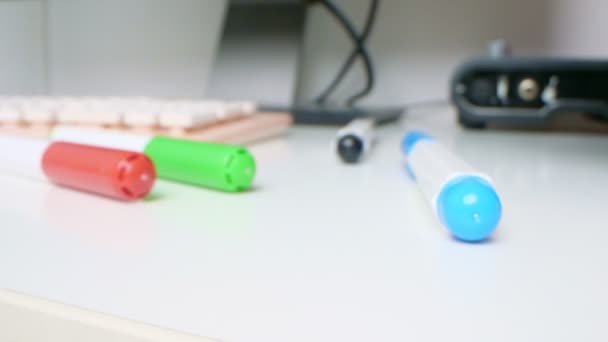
518 78 540 101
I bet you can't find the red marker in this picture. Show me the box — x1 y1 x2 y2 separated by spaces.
0 135 155 200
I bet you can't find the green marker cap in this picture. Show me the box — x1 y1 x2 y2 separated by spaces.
144 136 256 192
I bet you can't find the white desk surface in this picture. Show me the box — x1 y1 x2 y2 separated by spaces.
2 109 608 342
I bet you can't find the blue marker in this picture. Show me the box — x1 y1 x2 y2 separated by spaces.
402 131 502 242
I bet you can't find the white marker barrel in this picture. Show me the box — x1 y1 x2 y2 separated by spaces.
52 126 152 152
402 131 502 242
0 134 48 180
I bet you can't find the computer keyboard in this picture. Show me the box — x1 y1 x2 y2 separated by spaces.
0 96 291 145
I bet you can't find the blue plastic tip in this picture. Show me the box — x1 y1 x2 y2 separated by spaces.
402 131 433 156
436 176 502 242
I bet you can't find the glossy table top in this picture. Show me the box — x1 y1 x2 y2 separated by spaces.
2 109 608 342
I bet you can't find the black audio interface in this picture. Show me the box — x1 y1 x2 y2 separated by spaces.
451 58 608 128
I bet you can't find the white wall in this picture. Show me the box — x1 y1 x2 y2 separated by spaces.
547 0 608 57
0 0 225 97
47 0 226 97
0 0 47 95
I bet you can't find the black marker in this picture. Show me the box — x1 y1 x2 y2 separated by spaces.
335 118 375 163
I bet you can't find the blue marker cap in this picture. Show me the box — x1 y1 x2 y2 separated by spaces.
436 175 502 242
401 131 433 156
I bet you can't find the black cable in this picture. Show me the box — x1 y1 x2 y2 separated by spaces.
314 0 375 105
346 0 378 106
315 48 358 104
360 0 379 39
313 0 379 106
315 0 378 105
346 39 375 106
317 0 362 46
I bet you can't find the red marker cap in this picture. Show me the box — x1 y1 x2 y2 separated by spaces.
42 142 156 201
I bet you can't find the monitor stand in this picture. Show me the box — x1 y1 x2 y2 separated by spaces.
206 1 306 108
266 103 403 125
209 1 402 125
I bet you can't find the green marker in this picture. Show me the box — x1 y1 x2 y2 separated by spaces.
51 126 255 192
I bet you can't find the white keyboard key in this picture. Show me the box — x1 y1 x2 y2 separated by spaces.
195 101 228 119
124 112 159 127
57 102 90 124
238 101 257 114
189 101 220 115
0 96 258 129
85 101 123 125
0 105 22 123
224 101 257 115
57 99 121 125
80 111 123 125
1 96 28 110
54 96 79 107
180 100 226 119
158 104 217 129
22 100 62 124
158 113 205 129
23 109 56 124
